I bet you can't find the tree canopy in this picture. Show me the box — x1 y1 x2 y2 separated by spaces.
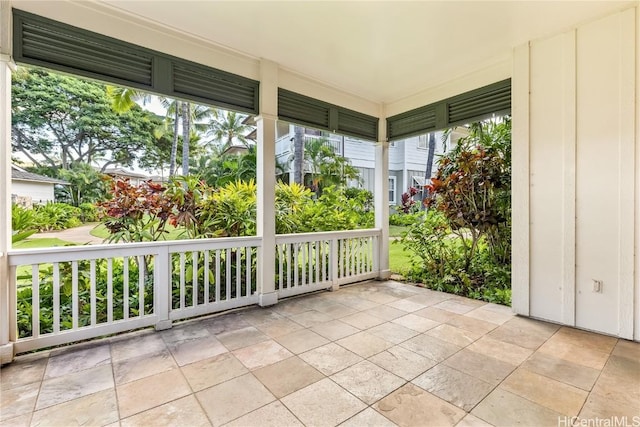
11 68 160 170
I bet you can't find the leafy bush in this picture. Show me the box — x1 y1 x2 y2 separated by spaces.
34 203 82 231
79 203 99 222
400 118 512 306
389 212 422 227
11 204 39 243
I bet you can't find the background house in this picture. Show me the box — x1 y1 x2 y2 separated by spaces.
10 164 67 206
275 125 469 207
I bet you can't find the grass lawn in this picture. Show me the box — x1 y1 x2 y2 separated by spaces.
389 240 416 275
12 238 76 249
91 223 187 241
389 225 408 237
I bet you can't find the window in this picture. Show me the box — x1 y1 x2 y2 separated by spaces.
388 176 396 204
417 134 428 149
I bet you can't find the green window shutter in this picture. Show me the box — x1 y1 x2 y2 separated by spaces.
386 105 437 141
278 89 330 130
172 62 259 114
278 89 378 140
387 79 511 141
12 9 259 114
446 79 511 126
13 10 153 88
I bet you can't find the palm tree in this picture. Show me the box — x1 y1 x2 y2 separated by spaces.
206 111 252 149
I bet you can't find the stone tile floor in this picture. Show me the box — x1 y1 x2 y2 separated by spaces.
1 280 639 426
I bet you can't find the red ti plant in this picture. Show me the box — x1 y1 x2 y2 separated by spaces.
98 178 174 243
399 186 419 213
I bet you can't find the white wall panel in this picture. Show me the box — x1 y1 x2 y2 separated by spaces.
516 6 637 339
528 33 569 323
574 9 635 337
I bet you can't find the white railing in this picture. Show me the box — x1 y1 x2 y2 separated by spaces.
7 230 380 353
7 237 260 353
275 229 380 298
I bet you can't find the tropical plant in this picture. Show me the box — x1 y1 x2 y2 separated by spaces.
57 163 108 206
11 204 39 243
206 111 253 150
424 118 511 268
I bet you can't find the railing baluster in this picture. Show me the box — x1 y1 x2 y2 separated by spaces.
204 251 210 304
138 255 144 316
236 247 241 297
31 264 39 338
192 251 198 307
286 244 292 289
245 246 251 296
293 243 299 288
278 244 283 291
52 262 60 333
123 256 129 320
315 241 320 284
107 258 113 323
226 248 231 300
90 260 96 326
179 252 186 309
215 249 221 302
72 261 78 329
301 242 307 286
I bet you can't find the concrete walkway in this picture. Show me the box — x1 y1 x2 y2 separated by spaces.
33 223 105 245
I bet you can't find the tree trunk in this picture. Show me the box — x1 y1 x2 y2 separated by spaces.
182 102 191 176
169 103 180 176
293 126 304 185
423 132 437 207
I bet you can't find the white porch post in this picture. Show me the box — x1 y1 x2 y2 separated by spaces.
375 117 391 279
256 59 278 306
0 1 14 364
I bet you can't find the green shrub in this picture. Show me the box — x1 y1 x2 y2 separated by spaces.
34 203 82 231
78 203 99 222
389 212 422 227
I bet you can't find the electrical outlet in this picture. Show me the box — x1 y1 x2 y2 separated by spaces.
592 280 603 293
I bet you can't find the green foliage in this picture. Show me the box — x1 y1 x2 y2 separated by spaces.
400 118 512 306
12 203 39 233
275 182 313 234
78 203 99 223
297 186 373 231
11 67 161 170
389 212 422 227
34 203 82 231
303 138 360 194
57 163 108 206
192 147 257 188
204 180 258 237
99 177 374 243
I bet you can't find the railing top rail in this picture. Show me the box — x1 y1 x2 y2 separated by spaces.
7 235 262 265
275 228 381 244
8 228 381 265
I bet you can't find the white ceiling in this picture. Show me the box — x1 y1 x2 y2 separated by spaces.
98 1 631 104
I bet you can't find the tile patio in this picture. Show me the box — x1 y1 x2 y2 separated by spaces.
1 280 638 427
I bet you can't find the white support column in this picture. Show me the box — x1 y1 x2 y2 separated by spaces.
257 59 278 306
374 116 390 280
0 0 15 364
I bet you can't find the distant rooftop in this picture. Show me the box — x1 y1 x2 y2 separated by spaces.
11 165 68 185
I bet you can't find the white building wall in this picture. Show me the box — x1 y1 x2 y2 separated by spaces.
11 181 55 204
513 6 638 340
